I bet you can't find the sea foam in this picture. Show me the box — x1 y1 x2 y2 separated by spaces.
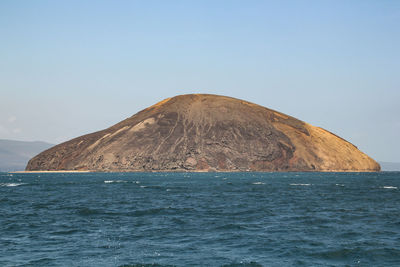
0 183 27 187
104 180 127 184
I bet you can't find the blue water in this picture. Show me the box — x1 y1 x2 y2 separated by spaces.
1 172 399 266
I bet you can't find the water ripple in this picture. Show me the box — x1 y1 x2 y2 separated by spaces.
0 171 399 266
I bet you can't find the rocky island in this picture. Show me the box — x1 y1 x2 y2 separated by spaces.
26 94 380 172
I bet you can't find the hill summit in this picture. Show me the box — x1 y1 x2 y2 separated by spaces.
26 94 380 172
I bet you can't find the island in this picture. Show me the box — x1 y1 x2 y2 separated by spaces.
26 94 380 172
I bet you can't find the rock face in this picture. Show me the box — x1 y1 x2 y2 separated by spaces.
26 94 380 172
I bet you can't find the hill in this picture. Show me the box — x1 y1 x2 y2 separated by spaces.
0 139 53 172
26 94 380 172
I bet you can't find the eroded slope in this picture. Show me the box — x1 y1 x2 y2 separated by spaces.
26 94 380 172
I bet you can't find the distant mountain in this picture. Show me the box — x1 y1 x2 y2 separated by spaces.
379 162 400 172
0 139 53 172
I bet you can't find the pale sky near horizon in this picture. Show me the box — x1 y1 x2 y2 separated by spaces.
0 0 399 162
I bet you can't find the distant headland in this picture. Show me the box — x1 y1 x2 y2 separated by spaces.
26 94 380 172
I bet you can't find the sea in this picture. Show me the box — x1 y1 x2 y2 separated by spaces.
0 172 399 267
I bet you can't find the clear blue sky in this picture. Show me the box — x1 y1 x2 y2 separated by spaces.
0 0 399 162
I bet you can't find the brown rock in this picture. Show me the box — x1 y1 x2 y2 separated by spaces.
26 94 380 172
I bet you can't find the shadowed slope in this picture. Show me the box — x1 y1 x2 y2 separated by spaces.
26 94 380 172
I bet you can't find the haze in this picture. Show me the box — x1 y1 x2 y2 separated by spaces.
0 1 399 162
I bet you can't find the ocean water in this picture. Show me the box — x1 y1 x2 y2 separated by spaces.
0 172 399 267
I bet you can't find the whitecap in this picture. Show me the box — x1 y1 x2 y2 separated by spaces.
252 182 265 185
0 183 27 187
382 186 397 189
335 184 345 187
104 180 127 184
290 183 311 186
140 185 147 188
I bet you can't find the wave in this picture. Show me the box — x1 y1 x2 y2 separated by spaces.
215 223 247 230
119 264 176 267
314 247 400 261
290 183 311 186
221 262 263 267
76 207 101 216
252 182 265 185
104 180 128 183
0 183 27 187
382 186 398 189
50 229 80 235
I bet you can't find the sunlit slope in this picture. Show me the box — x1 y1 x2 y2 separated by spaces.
26 94 380 172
